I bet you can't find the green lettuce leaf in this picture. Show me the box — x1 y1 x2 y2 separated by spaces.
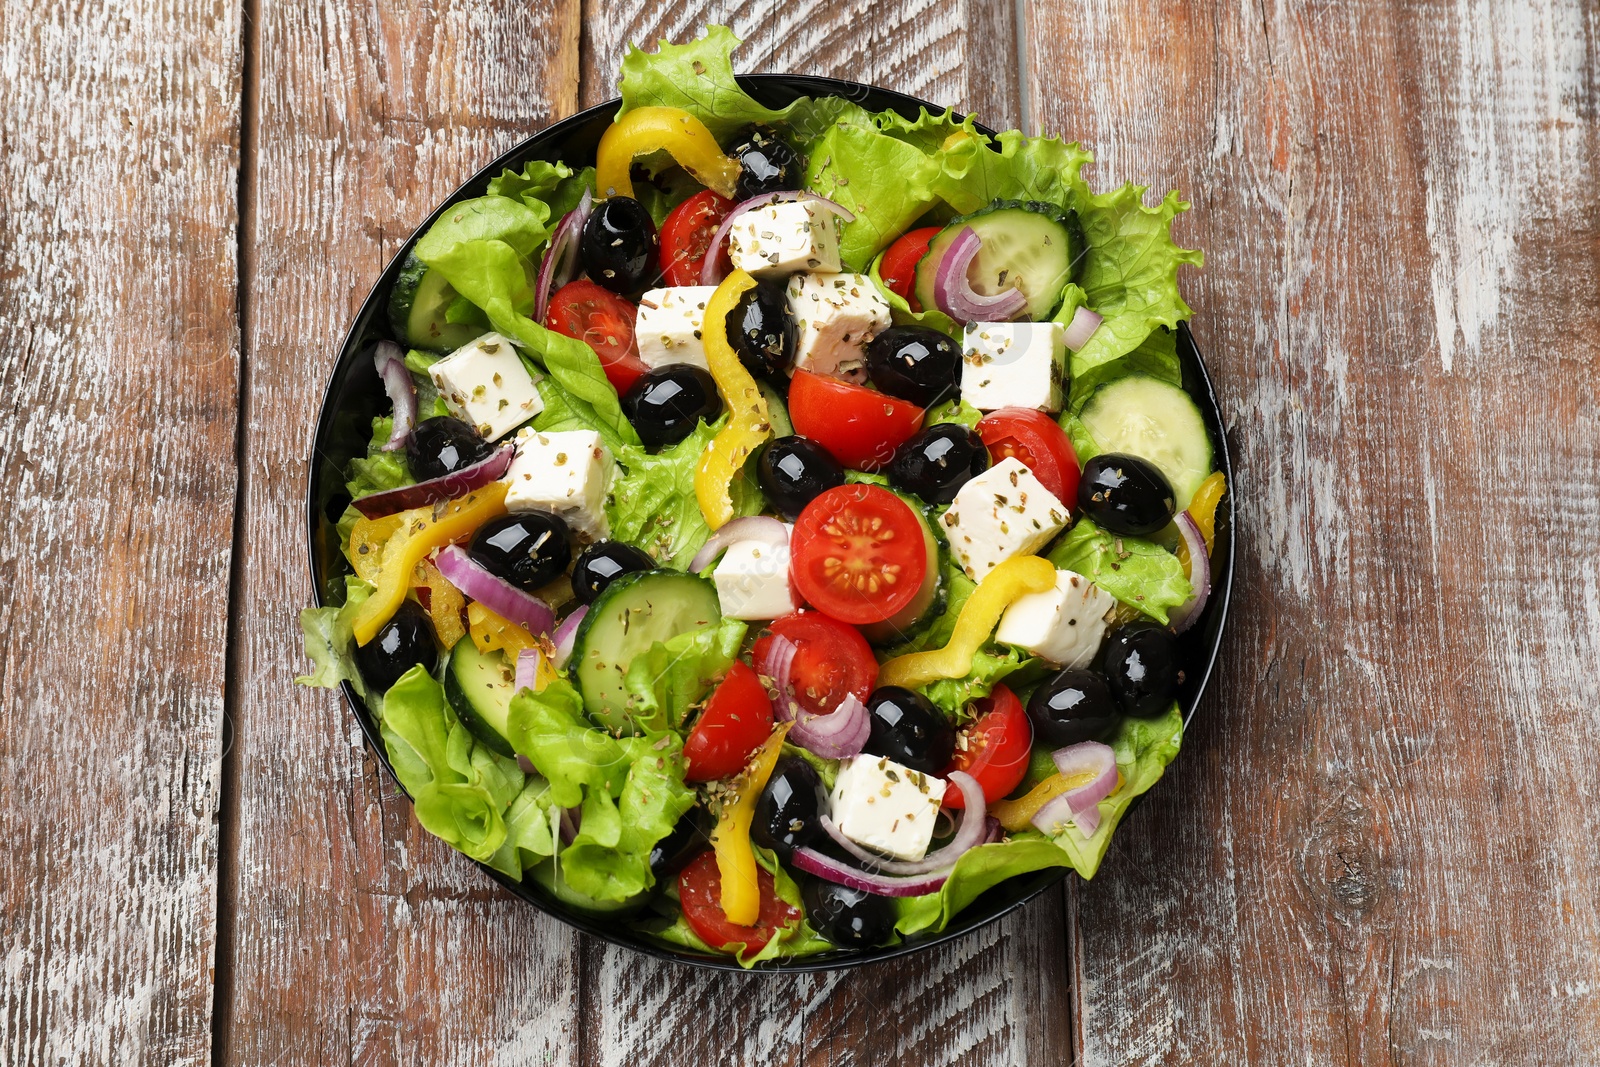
805 117 941 271
296 575 374 696
920 646 1044 721
486 159 594 222
623 617 747 734
925 398 983 430
876 108 1093 216
616 25 792 142
1047 517 1192 624
895 836 1072 936
607 417 763 568
346 415 412 501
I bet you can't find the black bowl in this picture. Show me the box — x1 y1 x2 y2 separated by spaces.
307 74 1234 971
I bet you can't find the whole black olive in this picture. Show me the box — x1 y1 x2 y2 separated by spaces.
1026 669 1122 746
726 279 795 380
729 124 801 200
649 808 714 880
405 415 494 481
353 600 437 694
864 326 964 407
467 513 573 591
621 364 723 448
750 757 826 858
1101 621 1181 717
571 540 656 604
803 878 895 949
864 687 956 774
756 436 846 520
887 424 989 506
1077 453 1177 537
580 196 658 293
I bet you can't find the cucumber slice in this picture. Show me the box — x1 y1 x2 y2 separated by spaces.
570 570 722 732
387 251 487 353
528 858 649 916
444 638 518 758
1078 375 1214 510
913 200 1085 322
758 381 793 437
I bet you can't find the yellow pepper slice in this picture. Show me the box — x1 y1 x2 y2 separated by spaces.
877 556 1057 690
990 769 1125 832
1174 472 1227 574
347 512 405 582
710 722 792 925
351 483 508 645
595 106 741 200
467 603 559 689
414 559 467 649
693 270 772 531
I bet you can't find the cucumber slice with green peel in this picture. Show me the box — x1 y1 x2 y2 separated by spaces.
444 638 518 758
570 570 723 732
913 200 1086 322
1077 375 1214 510
758 381 793 437
527 858 650 916
388 251 488 353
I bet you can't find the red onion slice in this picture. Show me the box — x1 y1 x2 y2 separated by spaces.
756 635 869 758
351 444 515 519
534 186 593 324
1033 741 1120 837
817 771 986 874
687 515 789 574
435 544 556 636
374 341 417 452
699 191 857 286
558 805 582 846
1167 511 1212 634
933 227 1029 323
1061 305 1103 351
551 605 588 667
515 648 541 692
791 847 953 897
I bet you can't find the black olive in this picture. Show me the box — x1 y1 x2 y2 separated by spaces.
580 196 658 293
467 513 573 592
887 424 989 506
571 540 656 604
757 436 846 520
1101 621 1181 717
729 124 801 200
621 364 723 448
726 279 795 380
750 757 826 858
802 878 895 949
864 326 963 408
353 600 437 694
405 415 494 482
1077 453 1177 537
863 687 956 774
649 808 713 880
1027 669 1122 746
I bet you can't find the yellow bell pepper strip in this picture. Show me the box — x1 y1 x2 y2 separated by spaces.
877 555 1057 690
693 270 773 531
710 722 792 925
351 483 508 645
1174 472 1227 574
990 769 1125 832
346 512 405 582
595 106 741 200
467 603 559 689
413 559 467 649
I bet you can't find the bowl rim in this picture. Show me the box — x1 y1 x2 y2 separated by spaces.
305 73 1234 972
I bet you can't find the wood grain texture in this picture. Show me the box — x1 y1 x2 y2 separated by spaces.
0 0 241 1064
1024 0 1600 1063
219 3 585 1065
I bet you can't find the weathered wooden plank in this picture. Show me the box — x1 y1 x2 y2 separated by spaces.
220 3 585 1065
1025 0 1600 1063
0 1 242 1064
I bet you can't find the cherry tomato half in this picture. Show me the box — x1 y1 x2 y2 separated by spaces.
683 662 776 782
879 226 941 311
544 279 649 394
943 684 1034 808
752 610 878 718
976 408 1080 508
678 850 801 955
659 190 734 286
788 370 926 472
789 484 931 626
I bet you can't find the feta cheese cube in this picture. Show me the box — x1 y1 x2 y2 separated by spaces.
785 273 892 382
429 331 545 441
995 568 1116 668
501 428 615 542
959 322 1065 413
635 286 719 372
940 457 1070 582
727 199 842 277
829 754 948 862
712 526 799 620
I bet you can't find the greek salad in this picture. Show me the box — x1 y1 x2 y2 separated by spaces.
301 26 1222 965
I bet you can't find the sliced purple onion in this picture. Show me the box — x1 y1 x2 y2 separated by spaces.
687 515 789 574
982 816 1004 844
1061 305 1103 351
374 341 417 452
516 754 536 774
933 226 1028 322
350 443 515 519
434 544 556 636
1033 741 1120 838
817 771 986 875
1167 511 1212 634
515 648 541 692
558 805 582 846
756 635 869 758
699 191 858 286
534 187 593 324
551 605 588 667
791 847 953 897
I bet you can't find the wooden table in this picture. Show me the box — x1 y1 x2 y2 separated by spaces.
4 2 1596 1063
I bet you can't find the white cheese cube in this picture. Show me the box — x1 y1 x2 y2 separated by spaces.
939 457 1070 582
501 428 615 542
429 331 545 441
785 273 892 383
635 286 719 372
727 199 842 277
712 527 799 620
995 568 1116 668
959 322 1065 413
829 754 948 862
